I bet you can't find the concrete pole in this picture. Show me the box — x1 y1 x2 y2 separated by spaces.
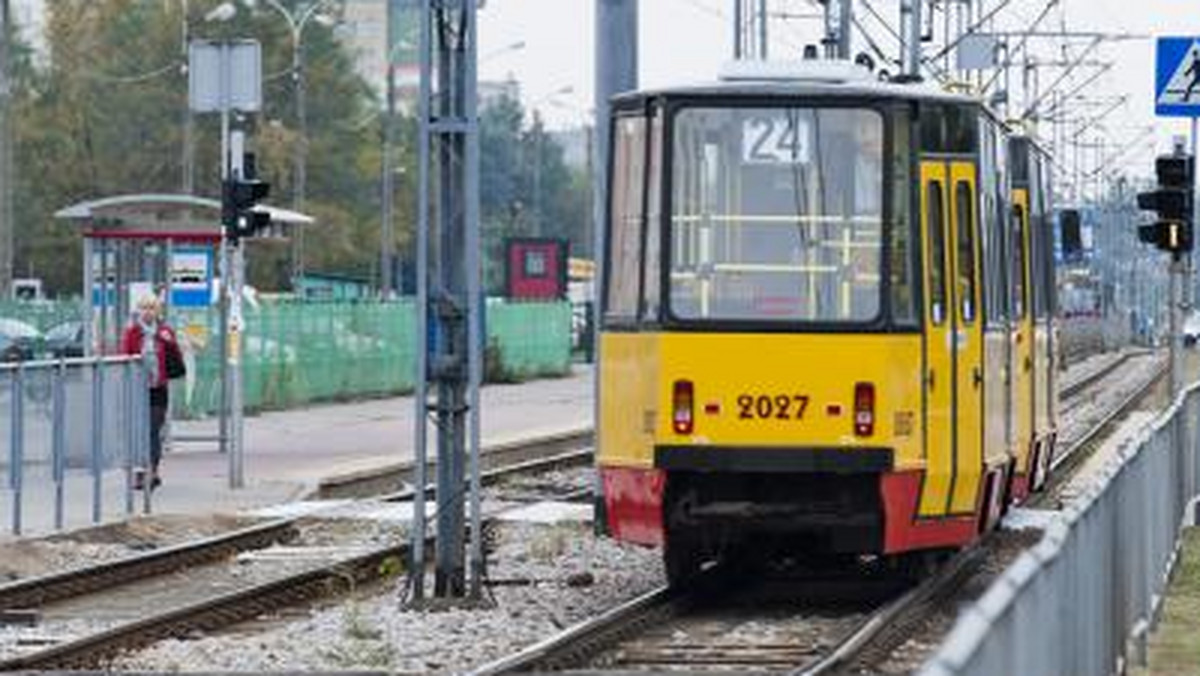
593 0 636 540
758 0 768 59
182 0 195 195
533 117 543 237
291 29 306 285
901 0 923 79
381 0 397 297
837 0 853 60
0 0 11 299
733 0 743 59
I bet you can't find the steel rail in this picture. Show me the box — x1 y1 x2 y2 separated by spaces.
317 427 593 499
0 442 597 670
1058 349 1148 401
0 518 298 611
1030 357 1168 512
379 447 594 504
473 351 1162 675
793 547 987 675
829 354 1169 671
0 542 411 671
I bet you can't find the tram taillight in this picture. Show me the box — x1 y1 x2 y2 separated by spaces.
854 383 875 437
672 380 695 435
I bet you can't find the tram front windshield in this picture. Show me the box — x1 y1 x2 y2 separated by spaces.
670 106 884 324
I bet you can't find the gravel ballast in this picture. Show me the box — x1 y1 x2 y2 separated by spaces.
115 520 662 673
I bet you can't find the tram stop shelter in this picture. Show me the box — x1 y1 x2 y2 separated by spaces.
55 193 314 453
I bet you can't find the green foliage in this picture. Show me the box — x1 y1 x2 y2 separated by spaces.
11 0 393 294
480 96 592 293
8 1 588 297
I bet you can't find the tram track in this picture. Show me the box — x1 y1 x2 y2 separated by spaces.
1030 351 1167 510
472 350 1166 676
0 441 595 671
0 354 1153 673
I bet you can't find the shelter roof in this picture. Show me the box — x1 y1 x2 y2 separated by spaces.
54 193 313 242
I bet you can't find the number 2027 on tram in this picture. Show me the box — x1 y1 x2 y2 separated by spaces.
593 61 1059 585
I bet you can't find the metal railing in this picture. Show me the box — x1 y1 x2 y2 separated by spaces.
1 356 153 535
920 382 1200 676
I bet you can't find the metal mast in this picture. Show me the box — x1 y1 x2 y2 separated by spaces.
412 0 483 601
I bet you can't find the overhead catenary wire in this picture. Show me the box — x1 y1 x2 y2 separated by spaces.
981 0 1060 95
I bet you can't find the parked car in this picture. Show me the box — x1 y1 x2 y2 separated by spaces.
0 318 42 362
0 334 29 362
1184 312 1200 347
43 321 85 359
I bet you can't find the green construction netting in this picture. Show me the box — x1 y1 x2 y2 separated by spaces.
1 299 572 418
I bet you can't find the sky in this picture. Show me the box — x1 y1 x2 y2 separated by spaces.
475 0 1200 185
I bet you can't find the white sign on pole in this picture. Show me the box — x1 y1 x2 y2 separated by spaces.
188 40 262 113
957 34 1000 71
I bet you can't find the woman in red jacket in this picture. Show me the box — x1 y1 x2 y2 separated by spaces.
121 295 181 490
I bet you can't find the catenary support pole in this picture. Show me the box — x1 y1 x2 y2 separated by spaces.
412 0 482 601
593 0 637 553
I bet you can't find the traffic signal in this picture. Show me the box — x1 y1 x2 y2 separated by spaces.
1136 154 1194 256
1060 209 1083 259
222 152 272 244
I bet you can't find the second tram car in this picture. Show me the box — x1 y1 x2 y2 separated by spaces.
594 63 1058 583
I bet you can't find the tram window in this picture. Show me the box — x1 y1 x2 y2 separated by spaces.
642 111 663 322
1012 205 1027 319
986 194 1009 324
955 181 976 324
889 113 917 327
605 115 647 322
1029 161 1046 319
927 182 947 325
668 106 884 323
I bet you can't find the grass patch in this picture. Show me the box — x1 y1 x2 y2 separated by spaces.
1142 528 1200 675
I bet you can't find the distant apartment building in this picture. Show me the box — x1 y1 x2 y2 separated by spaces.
10 0 46 54
340 1 516 112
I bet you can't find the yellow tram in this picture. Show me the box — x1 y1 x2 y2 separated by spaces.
593 63 1057 583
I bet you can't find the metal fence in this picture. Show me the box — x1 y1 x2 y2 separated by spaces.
171 299 573 418
919 383 1200 676
1 299 574 419
1 356 152 535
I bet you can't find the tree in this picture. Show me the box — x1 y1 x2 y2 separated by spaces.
477 94 590 293
11 0 402 295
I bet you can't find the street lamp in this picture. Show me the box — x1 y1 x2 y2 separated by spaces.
528 85 574 238
211 0 336 284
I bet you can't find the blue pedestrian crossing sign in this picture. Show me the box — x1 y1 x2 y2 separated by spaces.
1156 37 1200 117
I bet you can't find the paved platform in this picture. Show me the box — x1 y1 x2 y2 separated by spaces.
0 368 592 540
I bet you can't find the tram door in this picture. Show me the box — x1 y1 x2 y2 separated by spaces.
919 159 984 518
1010 191 1034 481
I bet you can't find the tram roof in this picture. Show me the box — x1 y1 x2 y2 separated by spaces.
614 61 979 107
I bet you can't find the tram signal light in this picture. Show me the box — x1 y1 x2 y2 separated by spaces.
1136 154 1194 256
221 152 272 244
672 380 694 435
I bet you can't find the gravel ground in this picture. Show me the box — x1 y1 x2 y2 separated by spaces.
0 514 258 582
0 518 399 662
115 520 662 673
